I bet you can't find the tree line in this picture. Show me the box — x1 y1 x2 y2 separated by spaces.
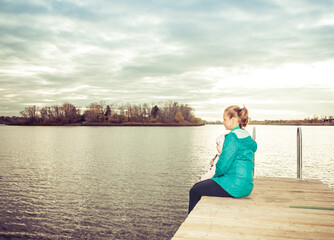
249 116 334 126
203 116 334 126
2 101 203 126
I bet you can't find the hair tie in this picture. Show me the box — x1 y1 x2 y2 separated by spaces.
240 107 243 111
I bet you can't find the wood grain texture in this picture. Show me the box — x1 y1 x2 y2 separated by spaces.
172 177 334 240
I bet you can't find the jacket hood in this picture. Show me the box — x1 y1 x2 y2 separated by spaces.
231 128 257 153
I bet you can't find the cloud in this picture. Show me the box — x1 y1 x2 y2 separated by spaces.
0 0 334 119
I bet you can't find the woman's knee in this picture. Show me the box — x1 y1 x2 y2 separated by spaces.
190 180 207 196
189 183 200 197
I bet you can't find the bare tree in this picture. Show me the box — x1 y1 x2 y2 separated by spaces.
174 111 185 123
84 102 104 122
40 107 48 123
62 102 80 124
20 105 39 123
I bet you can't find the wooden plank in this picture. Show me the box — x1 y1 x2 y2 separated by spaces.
174 224 334 240
172 177 334 240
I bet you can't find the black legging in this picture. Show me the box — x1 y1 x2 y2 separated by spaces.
188 179 233 213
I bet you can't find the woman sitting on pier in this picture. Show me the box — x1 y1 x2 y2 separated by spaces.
188 105 257 213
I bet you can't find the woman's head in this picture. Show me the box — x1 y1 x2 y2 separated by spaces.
223 105 249 130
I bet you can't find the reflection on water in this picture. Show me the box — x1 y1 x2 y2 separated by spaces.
0 125 333 239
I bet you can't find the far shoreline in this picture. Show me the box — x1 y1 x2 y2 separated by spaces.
3 122 205 127
248 122 334 126
207 122 334 127
2 122 334 127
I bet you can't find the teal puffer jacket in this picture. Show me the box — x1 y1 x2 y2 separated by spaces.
212 126 257 198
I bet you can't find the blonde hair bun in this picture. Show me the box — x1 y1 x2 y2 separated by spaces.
224 105 249 127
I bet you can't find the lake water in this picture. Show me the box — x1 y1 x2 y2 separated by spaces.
0 125 333 239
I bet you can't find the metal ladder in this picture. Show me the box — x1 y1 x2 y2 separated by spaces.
252 126 303 180
297 127 302 180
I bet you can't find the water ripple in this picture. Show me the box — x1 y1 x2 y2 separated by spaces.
0 125 333 239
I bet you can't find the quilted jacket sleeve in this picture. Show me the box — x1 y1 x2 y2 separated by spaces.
212 133 239 178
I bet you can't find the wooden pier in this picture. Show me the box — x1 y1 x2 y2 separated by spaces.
172 177 334 239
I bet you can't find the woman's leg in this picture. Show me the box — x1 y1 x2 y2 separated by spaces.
188 179 232 213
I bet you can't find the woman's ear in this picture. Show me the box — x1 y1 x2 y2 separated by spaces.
232 116 239 125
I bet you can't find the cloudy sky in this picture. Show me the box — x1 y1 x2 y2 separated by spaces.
1 0 334 121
